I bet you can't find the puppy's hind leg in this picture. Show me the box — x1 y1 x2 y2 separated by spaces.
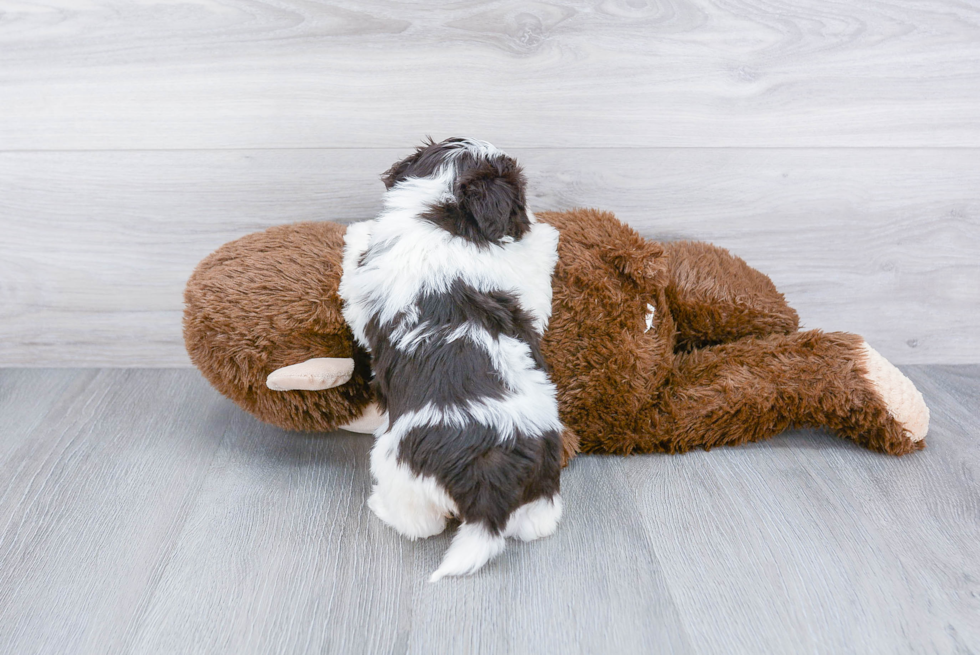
369 447 451 540
504 494 563 541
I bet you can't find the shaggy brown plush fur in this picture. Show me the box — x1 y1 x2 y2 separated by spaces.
184 222 374 431
184 209 923 458
661 240 801 350
537 209 921 457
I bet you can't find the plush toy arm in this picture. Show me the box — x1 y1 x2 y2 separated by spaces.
266 358 355 391
265 359 386 434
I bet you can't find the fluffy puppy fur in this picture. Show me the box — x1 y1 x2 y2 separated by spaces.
339 138 564 581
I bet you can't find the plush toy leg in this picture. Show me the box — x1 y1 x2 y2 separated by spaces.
602 330 927 456
661 241 800 350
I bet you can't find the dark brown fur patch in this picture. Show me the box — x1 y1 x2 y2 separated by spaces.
385 137 531 246
452 157 530 244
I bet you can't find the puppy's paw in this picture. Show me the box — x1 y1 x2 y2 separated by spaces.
504 494 562 541
367 491 394 526
368 490 448 540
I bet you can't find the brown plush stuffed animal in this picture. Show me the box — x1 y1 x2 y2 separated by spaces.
183 208 929 462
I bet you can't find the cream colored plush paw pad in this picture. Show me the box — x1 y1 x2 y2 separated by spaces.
339 402 386 434
266 357 355 391
858 343 930 441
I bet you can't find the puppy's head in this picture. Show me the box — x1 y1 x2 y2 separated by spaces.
381 137 531 246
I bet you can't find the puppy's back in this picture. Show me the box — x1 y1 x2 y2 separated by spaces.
340 137 564 579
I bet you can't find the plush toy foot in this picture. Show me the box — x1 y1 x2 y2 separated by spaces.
338 402 386 434
858 342 930 443
266 357 355 391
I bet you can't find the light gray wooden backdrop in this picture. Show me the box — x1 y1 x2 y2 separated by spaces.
1 0 978 366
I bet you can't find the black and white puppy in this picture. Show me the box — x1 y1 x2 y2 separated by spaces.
339 137 564 581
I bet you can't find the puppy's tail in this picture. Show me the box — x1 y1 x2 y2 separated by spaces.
430 522 506 582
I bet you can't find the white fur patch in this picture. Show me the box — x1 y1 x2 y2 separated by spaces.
369 422 457 540
339 170 559 349
504 495 563 541
446 137 502 161
430 522 507 582
645 303 656 333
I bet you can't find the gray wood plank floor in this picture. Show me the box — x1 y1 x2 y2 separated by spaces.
0 367 977 654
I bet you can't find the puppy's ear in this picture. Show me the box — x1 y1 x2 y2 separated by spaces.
381 155 417 190
456 159 530 243
380 137 435 189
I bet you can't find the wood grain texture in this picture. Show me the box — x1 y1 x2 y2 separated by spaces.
0 367 977 654
622 365 980 653
0 369 695 654
1 148 976 366
1 0 979 149
0 369 231 654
